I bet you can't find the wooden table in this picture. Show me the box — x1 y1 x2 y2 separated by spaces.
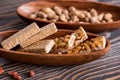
0 0 120 80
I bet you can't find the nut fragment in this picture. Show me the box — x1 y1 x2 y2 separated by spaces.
71 16 79 22
77 11 85 19
98 13 104 21
42 7 55 15
84 11 92 18
63 9 70 20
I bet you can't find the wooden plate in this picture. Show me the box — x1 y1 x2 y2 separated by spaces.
17 1 120 32
0 30 110 65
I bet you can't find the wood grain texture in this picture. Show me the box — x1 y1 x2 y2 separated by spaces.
0 0 120 80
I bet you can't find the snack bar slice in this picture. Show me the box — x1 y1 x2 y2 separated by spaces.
1 22 40 50
20 23 57 48
52 33 76 53
18 40 55 53
74 27 88 46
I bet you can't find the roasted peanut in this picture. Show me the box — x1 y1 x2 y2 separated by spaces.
90 8 98 16
63 9 70 20
38 11 47 19
84 11 92 18
53 6 63 15
60 14 68 22
42 7 55 15
77 11 85 19
71 15 79 22
104 13 112 20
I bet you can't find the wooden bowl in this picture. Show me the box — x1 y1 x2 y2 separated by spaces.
0 30 110 65
17 1 120 32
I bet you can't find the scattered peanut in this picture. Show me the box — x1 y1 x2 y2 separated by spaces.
60 14 68 22
0 66 4 75
71 15 79 22
29 70 35 77
53 6 63 15
8 71 22 80
98 13 104 21
38 11 47 19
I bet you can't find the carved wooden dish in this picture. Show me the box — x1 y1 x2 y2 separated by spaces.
0 30 110 65
17 1 120 32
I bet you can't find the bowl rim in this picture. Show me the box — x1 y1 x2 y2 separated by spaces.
0 30 111 57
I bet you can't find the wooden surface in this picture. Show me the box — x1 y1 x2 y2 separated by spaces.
0 0 120 80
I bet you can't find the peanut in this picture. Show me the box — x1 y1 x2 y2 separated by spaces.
104 13 112 20
90 8 98 16
107 19 113 23
53 6 63 15
63 9 70 20
38 11 47 19
60 14 68 22
29 70 35 77
71 15 79 22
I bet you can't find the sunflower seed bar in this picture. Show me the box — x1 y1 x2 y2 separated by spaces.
52 33 76 53
67 36 106 54
18 40 55 53
1 22 40 50
87 36 106 50
20 23 58 48
74 27 88 46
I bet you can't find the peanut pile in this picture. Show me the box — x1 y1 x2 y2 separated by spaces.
30 6 113 24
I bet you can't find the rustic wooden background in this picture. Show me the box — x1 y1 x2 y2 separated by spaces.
0 0 120 80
